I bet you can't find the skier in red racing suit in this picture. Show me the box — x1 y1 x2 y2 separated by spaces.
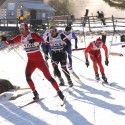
84 37 109 82
5 23 65 101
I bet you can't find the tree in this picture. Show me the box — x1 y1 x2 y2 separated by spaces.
48 0 70 15
103 0 125 10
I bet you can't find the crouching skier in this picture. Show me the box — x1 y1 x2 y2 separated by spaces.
5 23 65 102
46 26 73 87
84 37 109 83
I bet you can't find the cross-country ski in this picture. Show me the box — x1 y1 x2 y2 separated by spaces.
19 97 45 108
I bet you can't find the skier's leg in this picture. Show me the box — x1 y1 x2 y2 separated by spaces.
90 56 99 79
61 65 73 87
67 47 72 71
99 63 108 83
52 62 61 77
25 61 36 91
97 55 107 82
51 52 65 86
60 52 73 87
98 62 105 76
37 56 65 100
25 61 39 100
52 63 65 86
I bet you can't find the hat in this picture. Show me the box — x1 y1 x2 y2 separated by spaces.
95 37 102 45
65 25 72 31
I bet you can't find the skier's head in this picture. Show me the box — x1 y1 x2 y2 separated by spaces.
65 25 72 35
65 25 72 31
19 23 29 35
49 26 57 37
95 37 102 48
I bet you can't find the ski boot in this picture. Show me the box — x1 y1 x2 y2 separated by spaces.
69 69 73 74
59 77 65 86
57 90 65 100
68 80 73 87
102 74 108 83
57 90 66 106
33 90 39 101
68 64 72 71
95 73 100 81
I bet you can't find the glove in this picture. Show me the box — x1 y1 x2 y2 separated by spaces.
45 55 49 61
105 58 109 66
29 39 35 44
1 36 7 41
85 59 89 67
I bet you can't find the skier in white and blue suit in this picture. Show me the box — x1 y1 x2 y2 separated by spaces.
63 25 78 72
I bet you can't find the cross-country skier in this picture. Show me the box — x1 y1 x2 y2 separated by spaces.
5 23 65 101
63 25 78 72
46 26 73 87
84 37 109 82
62 25 80 80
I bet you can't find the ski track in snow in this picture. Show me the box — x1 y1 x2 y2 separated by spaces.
0 37 125 125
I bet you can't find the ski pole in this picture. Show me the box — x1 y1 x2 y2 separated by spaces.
8 45 46 81
44 53 81 83
108 33 115 57
70 53 85 63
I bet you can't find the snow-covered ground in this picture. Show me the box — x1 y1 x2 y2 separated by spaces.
0 36 125 125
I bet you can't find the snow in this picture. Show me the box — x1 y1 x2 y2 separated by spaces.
0 36 125 125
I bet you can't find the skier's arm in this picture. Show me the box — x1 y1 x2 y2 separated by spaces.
60 33 68 45
41 36 51 58
72 32 78 49
6 35 21 45
102 43 109 66
31 33 44 43
102 43 108 59
84 43 91 60
84 43 92 67
42 36 49 48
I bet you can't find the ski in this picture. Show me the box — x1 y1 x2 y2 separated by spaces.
101 81 112 86
58 86 73 94
71 71 80 80
69 72 83 85
93 79 112 86
19 97 45 108
60 97 66 106
9 91 31 100
14 87 30 91
72 47 86 51
0 91 31 101
79 74 112 86
109 52 123 57
67 87 74 94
